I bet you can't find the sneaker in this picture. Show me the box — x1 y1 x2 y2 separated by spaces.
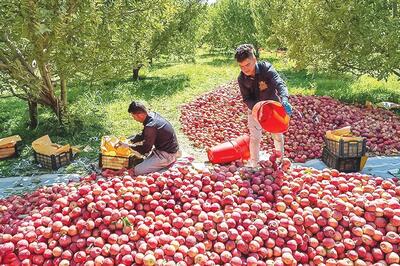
245 160 258 168
243 162 261 173
89 163 102 175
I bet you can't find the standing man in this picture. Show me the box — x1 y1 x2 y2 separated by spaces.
235 44 292 167
125 101 180 175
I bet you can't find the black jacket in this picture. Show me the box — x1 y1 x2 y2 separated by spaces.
128 112 179 154
238 61 289 110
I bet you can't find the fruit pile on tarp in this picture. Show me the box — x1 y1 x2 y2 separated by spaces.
180 82 400 162
0 154 399 265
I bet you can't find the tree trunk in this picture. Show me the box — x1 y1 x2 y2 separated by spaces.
132 66 142 81
37 64 66 125
56 99 65 125
60 76 68 124
254 47 260 59
28 100 38 129
60 77 67 109
393 69 400 79
253 43 260 59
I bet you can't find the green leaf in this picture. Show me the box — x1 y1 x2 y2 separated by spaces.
37 23 51 35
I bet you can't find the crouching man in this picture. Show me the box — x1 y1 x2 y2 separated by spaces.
125 101 180 175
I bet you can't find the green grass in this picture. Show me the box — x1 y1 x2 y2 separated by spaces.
1 50 399 177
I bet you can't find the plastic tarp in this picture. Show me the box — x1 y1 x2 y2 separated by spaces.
0 174 81 198
295 156 400 179
0 156 193 198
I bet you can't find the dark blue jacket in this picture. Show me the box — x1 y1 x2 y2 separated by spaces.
238 61 289 110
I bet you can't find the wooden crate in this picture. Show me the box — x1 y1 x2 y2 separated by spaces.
0 143 19 160
99 153 143 170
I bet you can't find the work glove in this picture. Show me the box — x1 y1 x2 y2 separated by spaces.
282 99 293 116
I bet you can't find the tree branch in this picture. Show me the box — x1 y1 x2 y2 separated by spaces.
392 69 400 78
124 1 160 15
9 86 29 101
1 33 37 78
337 62 365 76
0 49 12 65
0 63 9 69
0 94 20 99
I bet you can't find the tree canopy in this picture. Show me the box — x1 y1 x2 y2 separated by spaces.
1 0 398 130
204 0 400 79
203 0 260 54
271 0 400 79
0 0 205 128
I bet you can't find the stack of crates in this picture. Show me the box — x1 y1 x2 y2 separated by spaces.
0 135 22 160
322 137 367 173
0 142 20 160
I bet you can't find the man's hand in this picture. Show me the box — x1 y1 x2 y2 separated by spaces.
116 141 144 158
131 140 143 147
131 149 144 158
116 141 131 149
282 99 293 116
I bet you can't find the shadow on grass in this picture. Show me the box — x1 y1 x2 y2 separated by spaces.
130 74 190 100
69 74 189 101
281 69 314 88
280 69 355 100
198 51 232 59
0 98 27 136
204 57 235 67
263 57 280 65
147 62 180 69
0 74 194 168
102 77 135 87
204 56 279 68
282 69 400 105
352 87 400 104
313 75 400 104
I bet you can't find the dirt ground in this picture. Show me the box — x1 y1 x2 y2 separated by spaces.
175 130 209 163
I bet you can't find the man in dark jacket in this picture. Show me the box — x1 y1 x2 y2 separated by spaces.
124 101 180 175
235 44 292 167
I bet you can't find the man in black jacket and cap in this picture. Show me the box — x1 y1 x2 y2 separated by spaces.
235 44 292 167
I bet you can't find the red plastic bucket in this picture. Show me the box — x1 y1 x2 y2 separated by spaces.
252 100 290 133
232 135 250 160
207 135 250 164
